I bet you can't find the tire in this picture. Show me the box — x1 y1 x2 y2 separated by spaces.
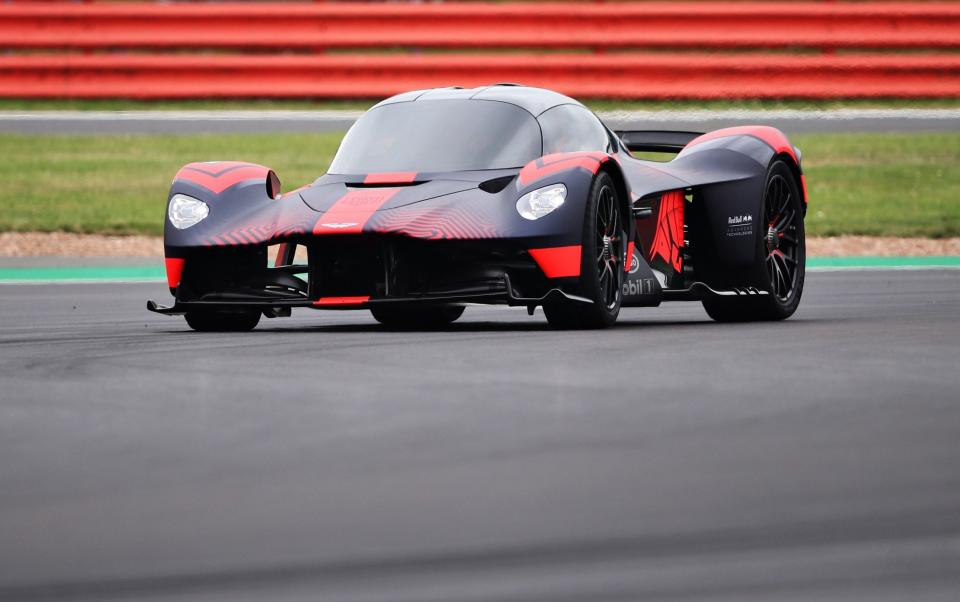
370 305 465 329
543 171 626 329
702 160 805 322
185 309 261 332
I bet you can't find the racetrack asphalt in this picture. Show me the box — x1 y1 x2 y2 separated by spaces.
2 108 959 135
1 269 959 601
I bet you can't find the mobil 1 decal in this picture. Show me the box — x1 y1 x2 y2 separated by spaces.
621 243 661 307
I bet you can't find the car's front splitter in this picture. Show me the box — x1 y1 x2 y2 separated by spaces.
147 274 591 317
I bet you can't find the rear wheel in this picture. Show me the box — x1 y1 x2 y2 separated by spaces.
185 309 261 332
543 172 625 329
370 305 465 329
702 160 805 322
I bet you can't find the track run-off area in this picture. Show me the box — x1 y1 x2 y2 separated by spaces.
1 268 959 601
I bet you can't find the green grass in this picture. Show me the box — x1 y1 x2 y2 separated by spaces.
2 98 959 112
1 133 342 235
1 132 957 237
794 133 960 238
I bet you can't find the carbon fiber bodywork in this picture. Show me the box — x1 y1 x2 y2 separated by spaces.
150 86 805 319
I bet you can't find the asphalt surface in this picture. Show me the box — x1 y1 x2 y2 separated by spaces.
1 269 959 601
2 109 959 135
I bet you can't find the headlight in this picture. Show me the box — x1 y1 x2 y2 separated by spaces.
168 194 209 229
516 183 567 220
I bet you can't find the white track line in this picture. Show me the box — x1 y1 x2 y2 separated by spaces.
598 108 960 123
0 108 957 122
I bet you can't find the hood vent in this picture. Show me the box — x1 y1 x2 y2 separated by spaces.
478 175 515 194
346 180 423 189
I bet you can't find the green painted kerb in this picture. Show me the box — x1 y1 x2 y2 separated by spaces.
808 256 960 269
0 265 166 282
0 256 958 283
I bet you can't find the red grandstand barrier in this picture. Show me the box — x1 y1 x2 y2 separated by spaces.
2 2 959 50
1 2 958 99
2 54 958 99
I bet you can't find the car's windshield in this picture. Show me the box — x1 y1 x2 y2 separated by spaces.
328 99 542 174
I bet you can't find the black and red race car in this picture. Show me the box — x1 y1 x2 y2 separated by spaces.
148 85 806 330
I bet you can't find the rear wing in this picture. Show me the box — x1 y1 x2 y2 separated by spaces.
615 130 703 154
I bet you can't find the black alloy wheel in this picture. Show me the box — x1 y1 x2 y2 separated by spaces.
595 182 625 311
764 172 802 302
543 171 626 329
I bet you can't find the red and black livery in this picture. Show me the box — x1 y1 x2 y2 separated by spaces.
149 85 807 330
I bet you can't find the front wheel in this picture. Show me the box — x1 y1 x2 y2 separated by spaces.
185 309 261 332
543 171 626 329
702 160 806 322
370 305 465 329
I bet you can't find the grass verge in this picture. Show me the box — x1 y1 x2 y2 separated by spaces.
795 133 959 238
2 132 957 237
2 133 341 235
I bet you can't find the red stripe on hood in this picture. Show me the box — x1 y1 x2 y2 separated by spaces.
364 172 417 185
312 187 401 235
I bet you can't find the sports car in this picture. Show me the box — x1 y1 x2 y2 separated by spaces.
148 85 806 330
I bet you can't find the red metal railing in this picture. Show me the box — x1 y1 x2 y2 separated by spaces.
4 54 958 99
4 3 959 50
1 2 958 99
